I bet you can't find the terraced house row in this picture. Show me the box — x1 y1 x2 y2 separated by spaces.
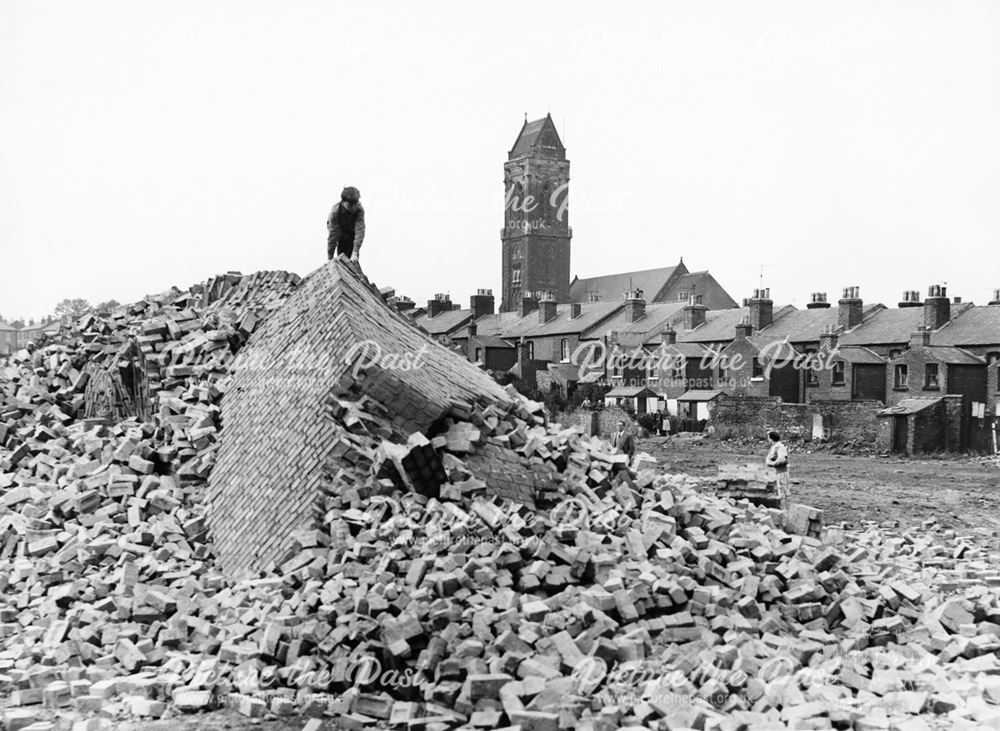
403 283 1000 455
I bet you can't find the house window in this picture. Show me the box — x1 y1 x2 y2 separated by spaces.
560 338 569 362
695 295 703 304
832 361 845 386
894 364 908 389
677 293 687 301
751 358 764 380
512 266 521 284
672 360 684 383
924 363 939 389
474 348 482 362
527 341 534 359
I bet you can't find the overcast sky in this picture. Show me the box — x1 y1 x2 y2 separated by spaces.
3 1 999 321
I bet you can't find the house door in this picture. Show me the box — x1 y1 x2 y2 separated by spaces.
893 415 908 454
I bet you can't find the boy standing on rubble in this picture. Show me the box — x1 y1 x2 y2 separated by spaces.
327 186 366 263
765 430 790 501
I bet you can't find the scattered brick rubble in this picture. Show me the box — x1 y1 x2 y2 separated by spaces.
1 264 1000 730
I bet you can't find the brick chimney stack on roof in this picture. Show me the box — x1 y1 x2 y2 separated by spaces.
838 286 863 330
538 291 558 324
470 289 495 320
924 284 951 330
819 324 839 351
748 288 773 330
911 325 933 347
519 294 539 317
427 293 452 318
624 288 646 324
734 316 753 340
683 298 707 331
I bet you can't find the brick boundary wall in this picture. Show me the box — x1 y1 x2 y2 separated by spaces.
711 395 881 443
208 259 515 578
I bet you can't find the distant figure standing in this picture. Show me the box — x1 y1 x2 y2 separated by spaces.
765 429 790 499
611 419 635 458
327 186 366 263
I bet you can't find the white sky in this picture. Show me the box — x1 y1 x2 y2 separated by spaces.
3 1 999 321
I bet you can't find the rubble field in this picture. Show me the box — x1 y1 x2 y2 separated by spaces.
2 263 1000 731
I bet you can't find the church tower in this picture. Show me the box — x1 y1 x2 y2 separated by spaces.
500 114 572 312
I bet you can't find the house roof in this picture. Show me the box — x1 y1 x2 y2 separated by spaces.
509 114 565 159
839 303 973 346
916 346 985 365
470 335 514 349
545 363 583 384
678 389 723 402
930 305 1000 348
586 301 688 339
833 346 885 364
675 306 794 344
414 308 473 336
568 264 682 305
660 342 712 358
605 386 657 398
745 336 800 362
0 323 15 332
670 271 739 309
499 302 623 338
755 305 879 344
878 398 942 416
459 312 522 339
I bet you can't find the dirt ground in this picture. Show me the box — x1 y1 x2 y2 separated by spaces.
640 434 1000 536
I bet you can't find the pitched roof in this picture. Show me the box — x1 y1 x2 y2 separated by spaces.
470 335 514 349
930 305 1000 348
584 301 688 339
458 312 522 339
0 322 15 332
509 114 565 159
755 305 879 344
498 302 622 339
568 265 682 305
606 386 657 398
833 346 885 364
414 308 472 336
678 390 723 401
675 305 794 344
878 398 942 416
745 336 800 362
839 303 973 346
669 271 739 309
923 346 985 365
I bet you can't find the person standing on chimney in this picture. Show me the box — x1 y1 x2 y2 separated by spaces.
327 186 365 264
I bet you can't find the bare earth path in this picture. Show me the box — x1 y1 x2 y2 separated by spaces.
640 435 1000 535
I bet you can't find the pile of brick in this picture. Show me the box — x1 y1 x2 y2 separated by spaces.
3 264 1000 730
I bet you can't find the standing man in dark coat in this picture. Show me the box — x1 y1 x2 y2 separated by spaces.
611 419 635 458
327 186 366 263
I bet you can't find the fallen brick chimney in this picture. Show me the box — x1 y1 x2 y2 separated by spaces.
208 259 515 577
